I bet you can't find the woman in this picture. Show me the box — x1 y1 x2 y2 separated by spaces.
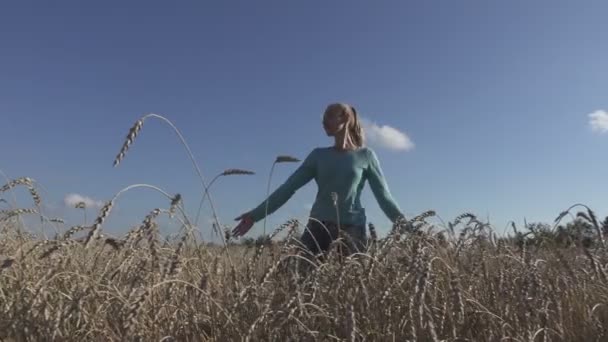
232 103 405 256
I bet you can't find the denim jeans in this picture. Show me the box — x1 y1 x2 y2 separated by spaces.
298 219 367 257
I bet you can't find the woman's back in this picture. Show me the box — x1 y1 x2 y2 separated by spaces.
247 146 402 227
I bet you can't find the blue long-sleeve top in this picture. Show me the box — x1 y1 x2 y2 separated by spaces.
248 146 404 227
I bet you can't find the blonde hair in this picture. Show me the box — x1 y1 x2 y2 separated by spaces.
325 103 365 148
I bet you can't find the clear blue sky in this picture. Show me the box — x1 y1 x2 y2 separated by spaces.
2 0 607 239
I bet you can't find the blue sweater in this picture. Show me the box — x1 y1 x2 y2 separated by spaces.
248 147 404 227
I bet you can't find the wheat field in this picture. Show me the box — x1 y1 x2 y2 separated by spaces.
1 115 607 341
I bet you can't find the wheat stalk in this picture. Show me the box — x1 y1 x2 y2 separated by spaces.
193 168 255 228
83 200 114 248
261 155 300 236
0 177 34 192
112 114 225 246
0 208 38 222
169 193 181 218
113 119 144 167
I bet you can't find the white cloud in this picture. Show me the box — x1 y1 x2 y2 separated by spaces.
64 193 103 209
589 110 608 133
362 118 414 151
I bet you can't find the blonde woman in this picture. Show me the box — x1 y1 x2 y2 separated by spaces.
233 103 405 255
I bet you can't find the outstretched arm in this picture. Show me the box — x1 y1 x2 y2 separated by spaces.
365 149 404 223
247 150 317 222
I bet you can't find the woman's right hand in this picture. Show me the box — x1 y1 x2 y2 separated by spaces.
232 213 254 237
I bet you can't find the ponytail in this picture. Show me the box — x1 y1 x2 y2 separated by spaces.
349 105 365 148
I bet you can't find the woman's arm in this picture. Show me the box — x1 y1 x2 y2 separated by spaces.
365 148 404 223
247 149 317 222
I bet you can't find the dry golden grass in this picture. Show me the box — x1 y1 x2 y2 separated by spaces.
1 212 608 341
